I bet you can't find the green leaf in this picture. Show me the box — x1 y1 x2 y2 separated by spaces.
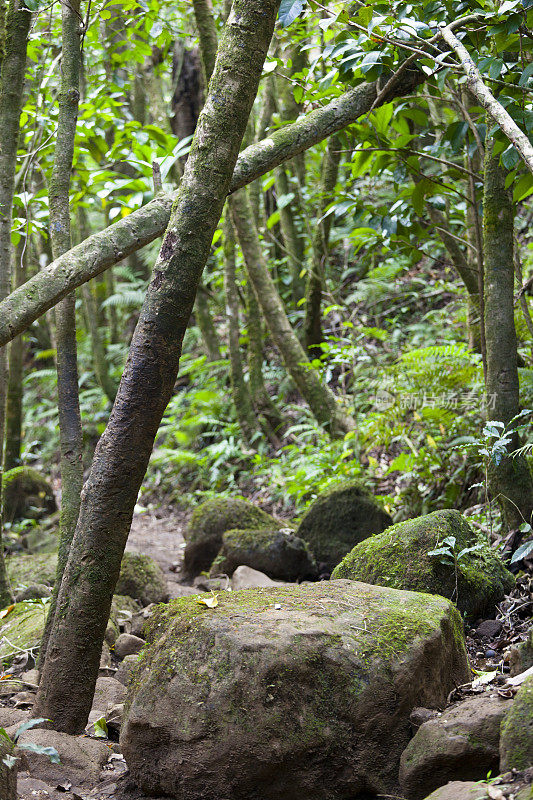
279 0 305 27
93 717 109 738
13 718 50 742
18 743 60 763
511 539 533 563
513 172 533 202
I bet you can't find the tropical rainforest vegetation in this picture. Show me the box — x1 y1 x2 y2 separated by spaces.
0 0 532 797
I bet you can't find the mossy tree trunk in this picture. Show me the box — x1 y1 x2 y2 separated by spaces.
0 0 31 608
483 136 533 535
223 215 258 442
39 0 83 663
5 237 26 470
34 0 281 734
195 286 222 362
304 134 341 359
230 188 354 438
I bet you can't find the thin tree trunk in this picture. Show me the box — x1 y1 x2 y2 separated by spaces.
230 188 354 437
39 0 83 663
304 134 341 359
0 0 31 608
483 136 533 534
195 286 222 362
0 70 425 347
5 238 26 470
34 0 280 733
223 214 257 441
274 165 305 304
192 0 218 86
81 282 117 402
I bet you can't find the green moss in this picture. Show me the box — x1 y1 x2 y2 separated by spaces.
296 480 392 572
210 526 317 581
500 675 533 771
331 509 514 619
6 551 58 589
116 552 168 606
183 497 280 576
2 467 56 522
0 600 48 666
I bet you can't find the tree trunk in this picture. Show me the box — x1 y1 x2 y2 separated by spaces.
195 285 222 362
81 281 117 402
34 0 280 734
39 0 83 663
483 136 533 533
223 214 257 442
5 238 26 470
274 165 305 304
304 134 341 359
0 0 31 608
230 188 354 438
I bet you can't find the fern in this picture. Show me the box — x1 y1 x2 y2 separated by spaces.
101 289 145 308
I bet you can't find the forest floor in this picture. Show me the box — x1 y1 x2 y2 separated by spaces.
9 503 533 800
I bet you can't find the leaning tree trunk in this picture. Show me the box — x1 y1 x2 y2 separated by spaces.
39 0 83 663
483 136 533 535
230 188 354 437
34 0 281 734
0 0 31 608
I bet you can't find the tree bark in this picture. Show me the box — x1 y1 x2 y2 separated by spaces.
195 285 222 362
0 0 31 608
39 0 83 663
483 136 533 533
304 134 341 359
223 214 257 442
34 0 281 734
81 281 117 402
0 70 425 347
5 238 26 470
230 188 354 437
274 165 305 303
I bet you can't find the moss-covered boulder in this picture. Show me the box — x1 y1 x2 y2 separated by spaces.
2 467 56 523
6 552 58 590
116 552 168 607
183 497 280 577
121 580 469 799
210 527 317 581
510 626 533 676
500 675 533 771
332 509 514 619
0 601 48 666
295 481 392 572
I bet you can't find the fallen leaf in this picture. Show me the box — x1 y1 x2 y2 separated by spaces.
472 670 498 688
506 664 533 687
197 594 218 609
0 605 15 619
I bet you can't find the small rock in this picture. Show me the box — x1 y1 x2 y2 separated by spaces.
14 584 51 602
166 582 199 599
399 694 513 799
114 634 145 659
115 654 139 686
485 649 497 659
410 707 439 732
16 729 110 787
421 782 493 800
231 565 279 590
12 690 35 706
21 669 39 687
106 703 124 735
474 619 503 640
0 708 29 729
91 677 126 715
0 680 24 697
129 605 156 639
193 576 229 592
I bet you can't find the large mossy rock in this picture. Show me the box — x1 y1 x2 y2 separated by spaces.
210 527 317 581
500 675 533 771
6 552 58 590
332 509 514 619
121 580 469 800
295 481 392 572
183 497 280 577
2 467 56 523
116 552 168 607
